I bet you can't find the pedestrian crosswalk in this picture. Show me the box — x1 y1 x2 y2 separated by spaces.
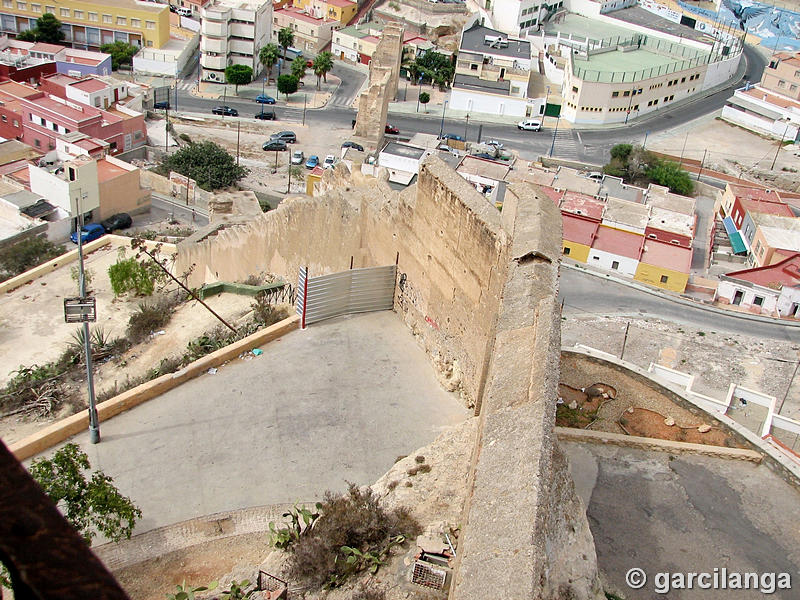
177 80 195 91
549 128 580 161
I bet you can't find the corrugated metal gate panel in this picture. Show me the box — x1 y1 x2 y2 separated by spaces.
296 265 396 326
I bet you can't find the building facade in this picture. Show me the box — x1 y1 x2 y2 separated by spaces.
201 0 272 83
761 51 800 100
489 0 563 37
0 0 170 50
292 0 356 25
271 6 337 56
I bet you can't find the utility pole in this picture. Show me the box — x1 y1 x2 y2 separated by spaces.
303 93 307 126
464 114 469 142
287 150 291 194
438 100 448 139
770 122 791 170
697 149 707 181
678 131 688 168
620 322 630 360
236 121 240 166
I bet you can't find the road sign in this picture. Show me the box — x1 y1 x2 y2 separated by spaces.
64 296 96 323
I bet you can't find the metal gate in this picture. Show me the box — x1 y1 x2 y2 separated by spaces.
296 265 396 327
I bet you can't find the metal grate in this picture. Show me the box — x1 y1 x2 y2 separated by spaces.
257 570 287 596
412 560 447 590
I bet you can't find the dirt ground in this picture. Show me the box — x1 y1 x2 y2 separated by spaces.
0 239 264 445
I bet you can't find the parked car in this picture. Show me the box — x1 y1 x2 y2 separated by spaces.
473 152 496 160
341 140 364 151
100 212 132 232
254 111 277 120
263 139 288 151
291 150 305 165
305 155 319 169
212 106 238 116
154 100 170 110
484 139 504 149
517 118 542 131
323 154 336 169
175 6 192 16
441 133 464 142
385 123 399 134
270 130 296 143
70 223 105 244
255 94 276 104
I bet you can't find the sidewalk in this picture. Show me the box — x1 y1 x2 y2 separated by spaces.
191 72 342 109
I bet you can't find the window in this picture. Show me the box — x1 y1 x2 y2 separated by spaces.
12 119 18 127
0 115 5 123
623 90 630 97
131 18 140 27
103 14 112 24
778 80 786 88
794 69 800 78
563 246 571 255
2 0 12 7
17 2 26 10
145 20 155 29
51 122 57 131
45 4 53 11
88 12 97 21
470 63 478 71
146 39 153 47
109 141 117 151
116 16 126 25
791 84 798 92
33 138 40 147
73 10 83 19
31 2 39 11
593 255 599 260
754 296 764 307
660 275 668 284
611 260 619 270
572 86 578 93
59 7 68 16
612 91 619 97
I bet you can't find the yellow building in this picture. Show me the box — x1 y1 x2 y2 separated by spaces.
292 0 356 25
633 241 692 293
562 240 591 263
0 0 170 50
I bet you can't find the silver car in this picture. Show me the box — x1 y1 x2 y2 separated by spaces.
291 150 305 165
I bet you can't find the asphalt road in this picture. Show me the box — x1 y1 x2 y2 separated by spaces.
559 267 800 343
172 44 767 167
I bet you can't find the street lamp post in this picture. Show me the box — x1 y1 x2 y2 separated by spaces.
439 100 448 139
261 78 266 117
464 114 469 142
415 74 423 112
74 192 100 444
643 130 650 149
548 114 560 157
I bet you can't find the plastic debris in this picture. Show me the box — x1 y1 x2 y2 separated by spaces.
207 367 218 375
252 348 263 356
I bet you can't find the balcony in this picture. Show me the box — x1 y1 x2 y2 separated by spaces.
201 37 227 54
201 54 227 70
229 22 254 39
229 38 253 55
202 20 228 37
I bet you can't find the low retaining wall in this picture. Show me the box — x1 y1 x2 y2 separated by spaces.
94 503 298 572
10 315 299 461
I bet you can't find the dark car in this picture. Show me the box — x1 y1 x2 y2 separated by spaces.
100 212 132 232
254 111 277 120
154 100 170 110
270 130 296 143
263 139 288 151
255 94 276 104
441 133 464 142
385 124 399 134
70 223 105 244
473 152 495 160
212 106 238 116
341 141 364 151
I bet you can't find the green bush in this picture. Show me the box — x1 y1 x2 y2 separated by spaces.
609 143 632 161
107 249 166 297
0 236 64 282
646 159 694 196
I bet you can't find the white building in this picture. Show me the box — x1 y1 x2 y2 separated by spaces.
378 142 428 185
721 84 800 142
488 0 564 38
201 0 273 83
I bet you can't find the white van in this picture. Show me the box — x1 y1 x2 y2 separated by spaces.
176 7 193 17
517 118 542 131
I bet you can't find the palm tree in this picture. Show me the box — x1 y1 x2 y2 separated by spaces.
259 43 280 79
277 27 294 76
313 51 334 90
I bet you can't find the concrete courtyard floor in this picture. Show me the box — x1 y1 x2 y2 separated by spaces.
37 311 469 534
565 442 800 599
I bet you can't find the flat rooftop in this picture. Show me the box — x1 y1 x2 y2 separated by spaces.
460 23 531 60
640 238 693 271
560 191 605 220
381 142 426 160
604 197 650 230
543 10 709 44
572 46 692 76
648 206 695 237
453 74 511 95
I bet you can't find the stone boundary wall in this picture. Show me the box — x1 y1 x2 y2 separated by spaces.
10 316 299 461
450 185 603 599
175 158 509 407
94 503 298 572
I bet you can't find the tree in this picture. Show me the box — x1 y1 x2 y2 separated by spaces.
0 236 63 282
100 41 139 70
609 143 632 161
28 443 142 543
17 12 65 43
415 51 453 88
291 55 307 81
259 43 280 79
277 74 299 99
278 27 294 74
647 159 695 196
312 51 333 90
418 91 430 113
158 141 249 191
225 64 253 93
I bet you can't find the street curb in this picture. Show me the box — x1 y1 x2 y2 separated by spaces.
561 261 800 328
556 426 763 461
10 315 300 462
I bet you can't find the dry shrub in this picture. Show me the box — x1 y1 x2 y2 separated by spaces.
126 294 182 344
286 483 421 588
251 294 289 326
352 583 386 600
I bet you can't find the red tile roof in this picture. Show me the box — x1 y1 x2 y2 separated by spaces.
325 0 355 7
562 213 599 246
729 184 783 204
30 42 64 54
538 185 564 205
727 252 800 288
592 225 644 260
741 197 795 218
639 239 692 273
70 78 107 92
